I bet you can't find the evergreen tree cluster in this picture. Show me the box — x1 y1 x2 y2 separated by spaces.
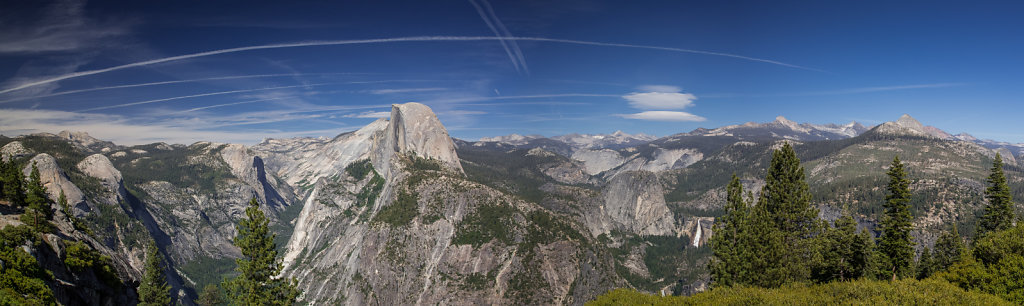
711 144 918 287
709 143 1020 303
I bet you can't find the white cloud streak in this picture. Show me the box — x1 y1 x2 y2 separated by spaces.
0 108 354 145
703 83 965 98
79 82 340 112
343 111 390 118
0 36 818 95
0 73 355 104
469 0 529 74
368 87 447 95
617 111 706 122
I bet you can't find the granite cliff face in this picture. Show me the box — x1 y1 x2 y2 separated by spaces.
277 103 619 304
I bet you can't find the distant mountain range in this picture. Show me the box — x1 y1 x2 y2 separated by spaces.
3 107 1023 304
476 114 1023 160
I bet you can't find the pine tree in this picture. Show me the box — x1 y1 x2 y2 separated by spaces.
710 174 750 287
22 162 52 232
755 142 820 284
933 224 965 271
223 198 299 305
815 212 871 282
977 153 1015 238
2 158 26 206
878 156 915 281
198 284 225 306
916 247 935 279
138 241 171 306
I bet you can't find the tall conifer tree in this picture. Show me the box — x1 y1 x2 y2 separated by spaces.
756 142 820 284
224 198 299 305
878 156 915 281
710 174 750 287
23 162 52 232
138 241 171 306
978 153 1015 238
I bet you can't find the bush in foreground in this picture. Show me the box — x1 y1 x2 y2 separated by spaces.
587 278 1010 305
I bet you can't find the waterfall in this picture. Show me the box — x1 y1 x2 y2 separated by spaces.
692 221 702 247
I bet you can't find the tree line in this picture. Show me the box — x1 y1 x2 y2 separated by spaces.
709 144 1020 301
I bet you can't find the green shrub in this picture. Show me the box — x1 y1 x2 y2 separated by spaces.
451 203 516 247
373 190 419 227
588 278 1010 305
345 160 374 181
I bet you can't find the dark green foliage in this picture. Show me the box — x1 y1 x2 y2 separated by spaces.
933 225 965 272
588 279 1011 305
0 157 28 206
612 235 710 292
115 143 233 194
0 225 54 305
372 190 419 227
223 198 299 306
64 241 98 271
179 256 237 297
941 224 1024 304
978 153 1015 238
451 202 516 247
410 156 442 172
198 284 226 306
354 171 384 210
63 240 121 289
458 146 596 205
917 247 935 280
752 142 821 285
344 159 374 181
815 213 872 282
709 175 750 287
83 202 150 250
23 162 53 233
878 156 915 280
138 242 171 306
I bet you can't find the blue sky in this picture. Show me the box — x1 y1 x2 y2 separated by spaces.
1 0 1023 145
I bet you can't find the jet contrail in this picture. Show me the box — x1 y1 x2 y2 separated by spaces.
0 36 821 95
480 0 528 74
0 73 355 104
469 0 528 74
80 82 338 112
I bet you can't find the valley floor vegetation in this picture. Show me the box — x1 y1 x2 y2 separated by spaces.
591 146 1022 304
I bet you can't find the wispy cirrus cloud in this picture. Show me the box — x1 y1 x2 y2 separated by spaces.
0 108 353 145
79 82 342 112
368 87 447 95
703 83 966 98
344 111 390 118
0 36 818 95
0 0 131 54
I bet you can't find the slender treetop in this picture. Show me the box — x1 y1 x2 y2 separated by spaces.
978 153 1015 237
878 156 915 281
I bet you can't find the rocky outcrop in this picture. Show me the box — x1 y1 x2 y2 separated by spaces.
253 119 388 190
22 154 85 210
1 141 31 162
77 154 127 207
56 130 120 152
374 102 463 175
572 149 627 175
586 171 676 236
